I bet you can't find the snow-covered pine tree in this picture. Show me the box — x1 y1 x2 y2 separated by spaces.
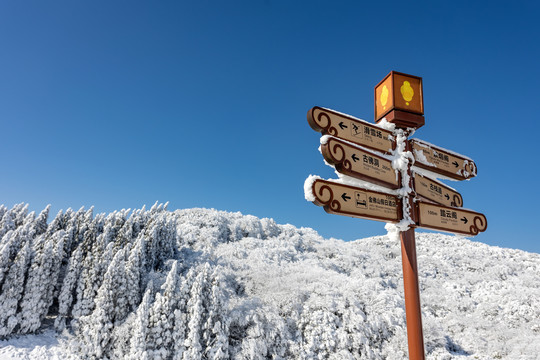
171 267 193 360
142 213 177 272
144 261 181 359
71 215 104 320
0 242 31 337
182 266 209 360
127 285 154 360
12 203 29 229
32 205 50 238
55 243 84 331
18 230 65 334
126 232 147 305
0 231 20 290
0 208 16 242
0 205 6 227
0 210 40 289
203 267 229 360
74 247 129 358
44 209 65 238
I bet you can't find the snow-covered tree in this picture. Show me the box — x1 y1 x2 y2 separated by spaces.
18 230 65 333
32 205 50 238
0 242 31 336
55 243 84 331
127 286 154 360
203 267 229 359
74 247 129 358
0 209 16 242
182 267 207 360
145 261 180 359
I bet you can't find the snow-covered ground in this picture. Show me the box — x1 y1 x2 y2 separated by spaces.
0 204 539 359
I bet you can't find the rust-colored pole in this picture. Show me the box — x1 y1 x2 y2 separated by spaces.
400 227 425 360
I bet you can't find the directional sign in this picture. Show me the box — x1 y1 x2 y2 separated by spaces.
321 137 400 189
416 202 487 236
310 179 402 222
307 106 394 154
410 139 477 180
412 172 463 207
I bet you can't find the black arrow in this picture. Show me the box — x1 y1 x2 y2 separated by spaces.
445 194 450 200
341 193 351 202
452 161 459 168
351 154 360 162
339 122 348 130
461 217 468 224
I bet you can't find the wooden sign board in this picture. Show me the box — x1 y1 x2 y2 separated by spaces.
307 106 394 154
413 172 463 207
416 202 487 236
410 139 477 180
310 179 402 223
321 137 400 189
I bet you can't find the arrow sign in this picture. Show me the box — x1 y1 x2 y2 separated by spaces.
416 202 487 236
410 139 477 180
309 179 402 223
412 172 463 207
321 137 400 189
308 107 395 154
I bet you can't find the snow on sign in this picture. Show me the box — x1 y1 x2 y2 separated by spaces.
309 179 402 222
410 139 477 181
412 172 463 207
416 202 487 236
307 106 395 154
321 137 400 189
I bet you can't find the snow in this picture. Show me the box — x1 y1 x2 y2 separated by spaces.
411 138 473 161
336 173 397 195
413 148 435 167
411 165 463 183
303 175 321 202
0 204 539 359
0 329 69 359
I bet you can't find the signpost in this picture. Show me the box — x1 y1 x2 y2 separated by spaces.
304 71 487 360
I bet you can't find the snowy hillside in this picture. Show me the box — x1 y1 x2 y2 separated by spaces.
0 203 539 359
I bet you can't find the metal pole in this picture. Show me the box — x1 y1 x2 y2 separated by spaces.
400 227 425 360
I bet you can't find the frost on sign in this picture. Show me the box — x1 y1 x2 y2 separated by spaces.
410 139 477 180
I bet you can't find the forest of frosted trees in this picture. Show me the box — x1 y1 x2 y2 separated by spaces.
1 202 539 359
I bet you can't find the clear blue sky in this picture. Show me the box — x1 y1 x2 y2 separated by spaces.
1 1 539 253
